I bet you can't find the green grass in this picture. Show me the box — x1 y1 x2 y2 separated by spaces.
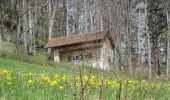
0 57 72 99
0 57 170 100
0 57 73 75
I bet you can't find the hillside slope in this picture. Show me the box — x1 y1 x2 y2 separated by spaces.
0 58 170 100
0 57 73 76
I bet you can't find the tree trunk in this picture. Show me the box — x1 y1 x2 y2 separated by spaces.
100 14 103 31
145 0 152 80
1 15 4 41
61 0 67 36
147 32 152 79
33 11 36 55
48 2 56 40
155 38 161 76
48 0 52 40
84 0 87 33
15 0 20 51
166 8 170 79
66 0 69 35
47 0 57 53
128 26 132 75
114 27 121 72
99 1 103 31
90 5 94 32
28 3 33 55
23 0 28 52
16 17 20 50
126 0 132 75
47 0 58 37
137 7 141 73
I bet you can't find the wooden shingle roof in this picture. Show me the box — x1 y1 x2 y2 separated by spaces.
44 31 108 48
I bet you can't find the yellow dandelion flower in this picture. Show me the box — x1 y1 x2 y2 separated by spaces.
41 73 46 76
106 81 112 86
42 76 50 81
90 81 95 85
142 80 146 83
48 80 51 84
84 76 88 81
53 80 58 84
75 76 80 81
49 82 54 86
76 82 80 87
27 80 33 85
54 74 59 79
97 81 102 86
91 76 95 79
62 76 67 82
128 80 138 85
59 86 64 89
7 82 12 85
149 83 158 89
28 72 34 76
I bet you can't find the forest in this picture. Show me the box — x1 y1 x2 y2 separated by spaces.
0 0 170 99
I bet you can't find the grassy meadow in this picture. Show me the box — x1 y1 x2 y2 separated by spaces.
0 57 170 100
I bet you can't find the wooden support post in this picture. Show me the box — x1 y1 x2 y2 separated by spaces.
54 49 60 62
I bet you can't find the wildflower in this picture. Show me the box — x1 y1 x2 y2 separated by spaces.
3 69 8 74
76 82 80 87
48 80 51 84
59 86 64 89
49 82 54 86
111 80 119 87
97 80 102 86
128 80 138 85
84 76 88 81
41 74 46 76
90 78 95 85
90 81 95 86
0 69 11 76
62 76 67 82
149 83 158 89
166 84 170 87
7 82 12 85
54 73 59 78
34 73 37 76
49 80 58 86
142 80 146 83
27 80 33 85
91 76 95 79
28 72 34 76
75 76 80 81
6 76 12 81
106 81 112 86
42 76 50 81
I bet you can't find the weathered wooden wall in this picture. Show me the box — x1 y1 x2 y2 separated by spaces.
100 38 114 65
58 41 102 63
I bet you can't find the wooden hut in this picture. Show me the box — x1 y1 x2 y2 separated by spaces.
45 31 114 70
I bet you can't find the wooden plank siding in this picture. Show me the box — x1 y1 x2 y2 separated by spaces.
55 41 103 63
100 38 114 65
59 47 102 63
